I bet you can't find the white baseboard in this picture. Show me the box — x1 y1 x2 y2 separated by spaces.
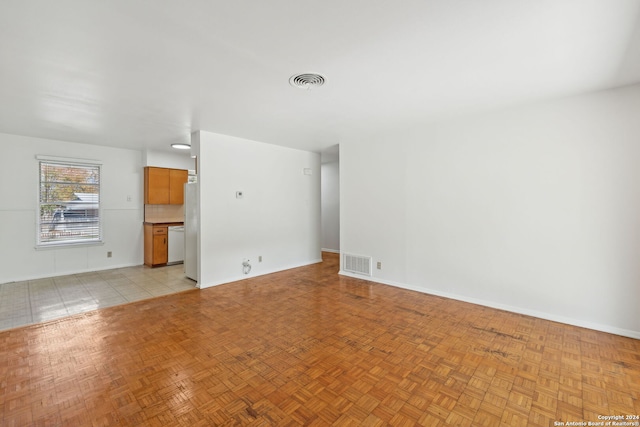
339 271 640 340
2 262 142 284
199 258 323 289
321 248 340 254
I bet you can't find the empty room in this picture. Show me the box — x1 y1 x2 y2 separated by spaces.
1 1 639 426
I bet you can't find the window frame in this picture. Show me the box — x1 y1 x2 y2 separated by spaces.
36 155 104 249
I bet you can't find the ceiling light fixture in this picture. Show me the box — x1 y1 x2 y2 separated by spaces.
289 73 326 90
171 143 191 150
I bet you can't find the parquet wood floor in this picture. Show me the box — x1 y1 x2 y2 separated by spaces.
1 252 639 426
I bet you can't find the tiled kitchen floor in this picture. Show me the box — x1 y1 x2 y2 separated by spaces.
0 263 196 331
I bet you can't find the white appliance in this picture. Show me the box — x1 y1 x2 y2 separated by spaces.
184 182 198 283
168 226 184 264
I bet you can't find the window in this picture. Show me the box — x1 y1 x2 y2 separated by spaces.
37 156 101 247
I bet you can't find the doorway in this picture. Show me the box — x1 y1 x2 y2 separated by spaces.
321 144 339 253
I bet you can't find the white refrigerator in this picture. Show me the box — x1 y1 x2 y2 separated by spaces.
184 182 198 284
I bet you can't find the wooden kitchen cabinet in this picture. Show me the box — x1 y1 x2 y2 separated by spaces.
169 169 188 204
144 167 188 205
144 224 168 267
144 167 169 204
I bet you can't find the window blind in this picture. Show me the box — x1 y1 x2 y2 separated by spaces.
38 160 101 246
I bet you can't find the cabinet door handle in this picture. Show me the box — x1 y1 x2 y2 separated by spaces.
164 238 166 245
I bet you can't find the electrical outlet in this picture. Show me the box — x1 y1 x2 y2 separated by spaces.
107 251 112 258
377 261 381 270
258 256 262 262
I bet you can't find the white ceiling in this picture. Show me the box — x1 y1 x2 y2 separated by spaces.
1 0 640 155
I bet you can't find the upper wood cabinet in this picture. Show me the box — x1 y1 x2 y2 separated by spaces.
169 169 187 204
145 167 170 204
144 167 188 205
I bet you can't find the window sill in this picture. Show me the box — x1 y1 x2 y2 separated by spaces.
35 241 105 251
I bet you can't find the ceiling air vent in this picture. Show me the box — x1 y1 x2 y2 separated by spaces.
289 73 326 90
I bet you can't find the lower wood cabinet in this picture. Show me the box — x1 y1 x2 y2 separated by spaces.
144 224 168 267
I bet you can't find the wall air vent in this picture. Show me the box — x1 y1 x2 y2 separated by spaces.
343 253 372 276
289 73 326 90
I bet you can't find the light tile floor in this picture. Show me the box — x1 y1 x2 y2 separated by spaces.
0 263 197 331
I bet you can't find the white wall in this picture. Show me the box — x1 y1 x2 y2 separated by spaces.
0 133 144 283
143 149 195 170
194 131 321 288
321 161 340 252
341 84 640 338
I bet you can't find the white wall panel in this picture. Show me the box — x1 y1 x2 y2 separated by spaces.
0 133 144 283
341 84 640 338
0 210 55 282
194 131 321 288
143 149 195 170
